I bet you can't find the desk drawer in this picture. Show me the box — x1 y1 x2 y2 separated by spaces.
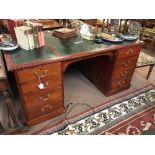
115 56 138 69
112 66 135 80
26 101 64 120
111 78 130 90
117 45 141 59
16 63 61 84
20 78 62 95
23 88 63 107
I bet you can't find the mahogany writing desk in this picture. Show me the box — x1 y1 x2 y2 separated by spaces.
3 32 142 125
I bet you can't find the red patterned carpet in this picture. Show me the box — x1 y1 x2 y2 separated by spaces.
34 84 155 135
102 105 155 135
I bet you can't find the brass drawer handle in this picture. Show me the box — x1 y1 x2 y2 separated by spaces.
41 105 52 112
126 49 134 55
118 81 126 87
118 83 123 87
120 71 128 77
34 70 49 90
39 93 52 101
122 61 131 67
35 70 48 78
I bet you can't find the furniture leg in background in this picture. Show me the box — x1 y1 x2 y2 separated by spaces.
147 64 154 79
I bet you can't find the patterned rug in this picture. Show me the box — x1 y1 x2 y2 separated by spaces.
102 104 155 135
35 85 155 135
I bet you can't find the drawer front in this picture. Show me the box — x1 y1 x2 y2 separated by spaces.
111 78 130 90
16 63 61 84
23 88 63 107
117 45 141 59
115 56 138 69
26 101 64 120
20 78 62 95
112 66 135 80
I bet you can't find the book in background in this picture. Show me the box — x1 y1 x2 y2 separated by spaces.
7 20 24 41
25 21 45 48
14 26 35 50
52 28 77 39
37 23 45 47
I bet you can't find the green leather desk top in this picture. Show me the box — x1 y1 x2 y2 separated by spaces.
44 32 109 56
8 33 110 64
3 31 142 71
10 45 56 64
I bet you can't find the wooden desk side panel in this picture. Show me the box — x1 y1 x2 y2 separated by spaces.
62 51 115 95
79 54 115 94
0 80 7 91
